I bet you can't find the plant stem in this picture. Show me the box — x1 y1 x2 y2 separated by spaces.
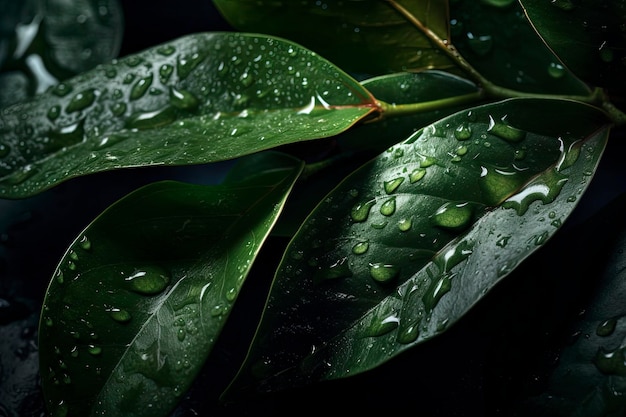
383 0 626 124
375 90 485 120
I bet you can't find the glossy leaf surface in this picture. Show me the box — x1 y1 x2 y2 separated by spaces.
229 98 610 395
38 151 303 417
450 0 590 95
0 0 124 107
520 0 626 94
213 0 456 75
0 32 376 198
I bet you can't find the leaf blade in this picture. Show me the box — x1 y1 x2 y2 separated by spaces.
227 98 610 395
0 32 376 198
37 151 303 417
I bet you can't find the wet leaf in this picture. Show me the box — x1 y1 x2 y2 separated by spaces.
450 0 590 95
0 0 124 107
38 151 303 417
519 0 626 94
212 0 456 75
0 32 377 198
226 98 610 395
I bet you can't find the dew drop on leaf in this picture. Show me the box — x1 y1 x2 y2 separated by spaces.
170 87 199 110
65 89 97 113
409 168 426 183
124 266 171 295
350 200 375 222
454 123 473 140
487 115 526 142
369 263 399 283
352 241 369 255
432 202 473 231
379 197 396 216
367 313 399 337
109 308 131 323
126 106 177 130
384 177 404 194
596 318 617 337
130 74 153 100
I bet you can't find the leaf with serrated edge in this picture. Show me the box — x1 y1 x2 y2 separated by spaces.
213 0 455 75
0 32 376 198
38 151 303 417
227 98 610 395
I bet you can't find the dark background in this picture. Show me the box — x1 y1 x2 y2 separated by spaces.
1 1 626 416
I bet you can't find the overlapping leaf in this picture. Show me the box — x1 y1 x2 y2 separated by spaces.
449 0 590 95
520 0 626 94
212 0 456 75
226 98 610 396
38 151 303 417
0 32 377 198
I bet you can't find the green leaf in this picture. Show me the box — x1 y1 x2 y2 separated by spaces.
0 0 124 107
37 151 303 417
226 98 610 396
450 0 590 95
519 0 626 94
0 32 376 198
212 0 456 75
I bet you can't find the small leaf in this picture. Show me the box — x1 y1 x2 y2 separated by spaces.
450 0 590 95
226 98 610 395
520 0 626 94
38 151 303 417
0 32 377 198
213 0 456 74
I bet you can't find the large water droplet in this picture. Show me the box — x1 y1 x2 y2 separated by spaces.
177 52 205 79
65 89 97 113
454 123 472 140
397 285 424 344
124 266 171 295
409 168 426 183
479 165 526 206
384 177 404 194
369 263 399 283
398 218 412 232
47 120 85 151
170 87 199 110
422 274 452 312
130 74 153 100
367 312 399 337
126 106 177 130
109 308 131 323
596 318 617 337
352 241 369 255
548 62 566 78
594 346 626 376
467 33 493 56
159 64 174 83
503 169 568 215
487 115 526 142
380 197 396 216
314 257 352 282
432 202 473 231
350 199 375 222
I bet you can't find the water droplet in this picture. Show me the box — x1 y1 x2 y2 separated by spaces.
384 177 404 194
130 74 153 100
454 123 472 140
380 197 396 216
240 71 255 87
434 240 473 272
352 241 369 255
496 235 511 248
54 400 69 417
369 263 399 283
1 164 37 185
314 257 352 282
503 169 568 215
52 83 73 97
422 274 452 312
226 287 237 301
88 345 102 356
126 106 177 130
594 346 626 376
397 285 423 344
177 52 205 79
398 218 412 232
534 231 549 245
124 266 171 295
367 312 399 337
109 308 131 323
432 202 473 231
350 200 376 222
157 45 176 56
159 64 174 83
109 102 127 117
548 62 566 78
78 235 91 251
177 328 186 341
47 121 85 152
456 146 468 156
420 156 437 167
170 87 199 110
65 89 97 113
467 33 493 56
409 168 426 183
596 318 617 337
487 115 526 142
55 269 64 284
47 105 61 121
45 317 54 327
